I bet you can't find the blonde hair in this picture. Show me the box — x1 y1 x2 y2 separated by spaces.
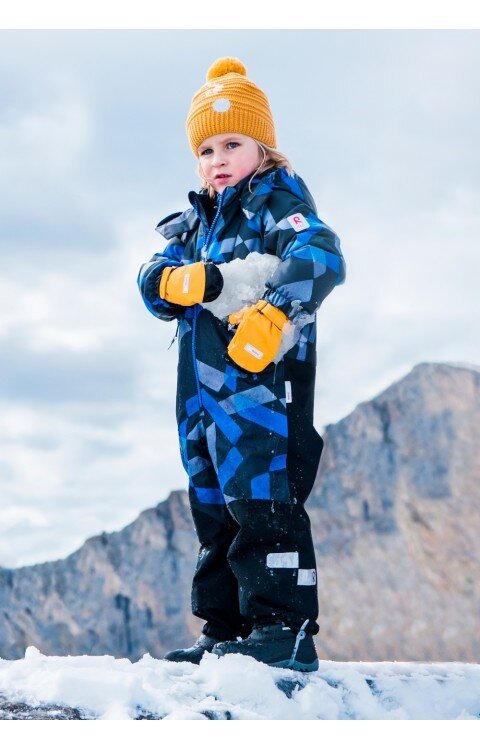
196 139 295 200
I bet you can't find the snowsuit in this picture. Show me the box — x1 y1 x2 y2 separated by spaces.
138 166 346 640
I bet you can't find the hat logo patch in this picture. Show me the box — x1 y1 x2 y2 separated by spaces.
287 213 310 232
212 97 231 113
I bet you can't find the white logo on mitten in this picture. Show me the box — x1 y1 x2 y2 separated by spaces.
244 343 263 359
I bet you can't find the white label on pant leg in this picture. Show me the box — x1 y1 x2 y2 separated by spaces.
285 380 292 403
266 552 299 568
244 343 263 359
182 273 190 293
297 569 316 586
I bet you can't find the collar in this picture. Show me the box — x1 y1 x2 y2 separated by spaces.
188 166 277 213
157 166 301 240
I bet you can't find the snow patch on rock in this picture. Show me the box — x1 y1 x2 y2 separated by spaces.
0 648 479 720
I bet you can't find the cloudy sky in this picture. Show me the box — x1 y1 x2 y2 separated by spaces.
0 30 478 568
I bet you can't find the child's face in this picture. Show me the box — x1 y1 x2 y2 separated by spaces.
197 133 262 193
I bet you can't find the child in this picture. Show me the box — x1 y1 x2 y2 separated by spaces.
138 57 346 671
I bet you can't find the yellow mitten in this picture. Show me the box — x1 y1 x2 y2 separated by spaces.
159 262 206 306
227 300 288 373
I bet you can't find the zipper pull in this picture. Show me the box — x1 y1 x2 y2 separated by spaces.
167 321 179 350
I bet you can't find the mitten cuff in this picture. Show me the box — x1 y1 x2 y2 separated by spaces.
203 263 224 302
256 300 288 331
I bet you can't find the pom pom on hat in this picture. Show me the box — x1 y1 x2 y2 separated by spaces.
206 57 247 81
186 56 276 156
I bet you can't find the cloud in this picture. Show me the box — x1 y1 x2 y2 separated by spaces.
0 72 118 255
0 81 91 177
0 30 479 567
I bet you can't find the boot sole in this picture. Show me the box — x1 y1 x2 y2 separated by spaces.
163 649 213 664
163 654 204 664
213 650 319 672
268 658 319 672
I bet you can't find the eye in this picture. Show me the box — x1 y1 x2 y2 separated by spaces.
200 147 212 156
226 141 240 149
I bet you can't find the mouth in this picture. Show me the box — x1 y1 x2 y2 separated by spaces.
215 174 231 180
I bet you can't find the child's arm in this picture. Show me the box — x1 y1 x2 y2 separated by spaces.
137 237 185 322
226 189 346 373
260 190 346 324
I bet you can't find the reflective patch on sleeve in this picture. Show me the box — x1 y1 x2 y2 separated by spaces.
266 551 299 568
297 569 316 586
287 213 310 232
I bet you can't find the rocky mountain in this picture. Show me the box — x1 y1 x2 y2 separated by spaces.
1 361 479 662
309 361 480 661
0 490 196 661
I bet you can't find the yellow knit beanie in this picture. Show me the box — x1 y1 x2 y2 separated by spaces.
186 57 277 156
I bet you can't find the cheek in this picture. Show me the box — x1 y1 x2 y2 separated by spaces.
235 150 256 172
247 147 261 167
199 160 211 176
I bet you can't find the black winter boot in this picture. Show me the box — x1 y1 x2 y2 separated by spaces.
163 634 219 665
212 620 319 672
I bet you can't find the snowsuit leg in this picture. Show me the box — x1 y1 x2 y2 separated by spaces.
177 311 248 639
226 498 319 635
188 492 249 640
225 359 322 636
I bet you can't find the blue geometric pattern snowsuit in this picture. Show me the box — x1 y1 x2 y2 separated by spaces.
138 166 346 639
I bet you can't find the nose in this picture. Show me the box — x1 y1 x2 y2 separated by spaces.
212 151 226 167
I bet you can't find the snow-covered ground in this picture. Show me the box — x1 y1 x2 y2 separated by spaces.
0 647 479 720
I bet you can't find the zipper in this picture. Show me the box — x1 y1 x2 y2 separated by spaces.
191 191 225 262
191 191 225 406
201 191 224 260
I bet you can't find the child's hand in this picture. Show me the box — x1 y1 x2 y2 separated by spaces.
227 301 288 373
159 262 223 306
